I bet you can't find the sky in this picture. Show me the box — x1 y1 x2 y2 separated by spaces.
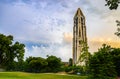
0 0 120 61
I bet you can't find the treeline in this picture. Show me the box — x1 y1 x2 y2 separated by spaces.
8 55 62 73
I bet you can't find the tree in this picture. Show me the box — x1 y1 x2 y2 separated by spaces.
68 58 73 66
115 20 120 37
88 44 117 79
0 33 25 70
105 0 120 10
12 42 25 62
0 34 13 67
111 48 120 77
25 57 48 73
46 55 62 72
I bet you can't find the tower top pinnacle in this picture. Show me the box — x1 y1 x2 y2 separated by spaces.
74 8 84 19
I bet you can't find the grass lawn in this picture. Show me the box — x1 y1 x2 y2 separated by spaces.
0 72 87 79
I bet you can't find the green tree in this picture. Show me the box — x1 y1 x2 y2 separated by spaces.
25 57 48 73
0 34 13 67
46 55 62 72
12 42 25 62
68 58 73 66
0 33 25 70
111 48 120 77
88 44 117 79
105 0 120 10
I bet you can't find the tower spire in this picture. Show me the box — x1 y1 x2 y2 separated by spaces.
74 8 84 19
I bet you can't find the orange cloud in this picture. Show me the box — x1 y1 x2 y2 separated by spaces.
88 38 120 53
63 32 73 44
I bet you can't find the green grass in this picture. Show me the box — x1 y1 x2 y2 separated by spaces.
0 72 87 79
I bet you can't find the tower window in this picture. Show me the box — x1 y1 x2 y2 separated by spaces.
81 17 83 21
79 41 81 44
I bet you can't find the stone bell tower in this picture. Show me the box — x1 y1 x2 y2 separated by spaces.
73 8 87 65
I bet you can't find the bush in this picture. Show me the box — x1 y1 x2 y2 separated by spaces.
65 65 85 75
65 66 73 72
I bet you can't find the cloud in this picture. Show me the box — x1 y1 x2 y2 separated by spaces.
88 38 120 53
0 0 75 61
24 42 72 61
63 32 73 44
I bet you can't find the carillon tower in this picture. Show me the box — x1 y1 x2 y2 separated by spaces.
73 8 87 65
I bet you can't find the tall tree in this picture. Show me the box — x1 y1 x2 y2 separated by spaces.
88 44 117 79
0 33 25 69
0 34 13 67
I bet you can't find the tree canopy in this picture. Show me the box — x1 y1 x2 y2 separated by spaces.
24 55 62 73
88 44 120 79
25 57 48 73
105 0 120 10
46 55 62 72
0 33 25 69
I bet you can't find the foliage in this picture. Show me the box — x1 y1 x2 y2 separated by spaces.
88 44 117 79
105 0 120 38
24 55 62 73
0 34 13 67
12 42 25 62
25 57 48 73
79 42 91 65
105 0 120 10
65 65 85 75
79 42 91 75
115 20 120 37
0 33 25 69
46 55 62 72
111 48 120 77
14 61 25 71
68 58 73 66
65 66 73 72
72 66 85 75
